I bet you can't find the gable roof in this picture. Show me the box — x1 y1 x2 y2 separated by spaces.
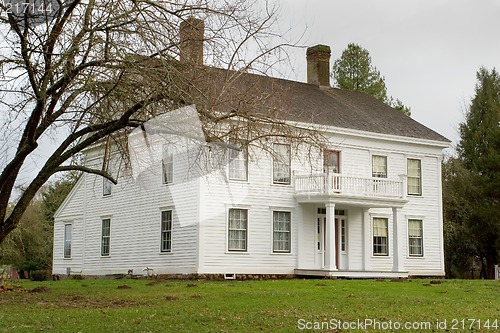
181 65 449 143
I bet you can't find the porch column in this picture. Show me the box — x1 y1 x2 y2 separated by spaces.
362 208 371 271
325 202 337 270
392 207 404 272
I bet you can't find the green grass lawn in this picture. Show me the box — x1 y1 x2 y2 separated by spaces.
0 278 499 332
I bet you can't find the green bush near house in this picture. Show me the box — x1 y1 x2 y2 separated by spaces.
0 279 498 332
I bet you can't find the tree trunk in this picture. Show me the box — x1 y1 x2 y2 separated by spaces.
486 251 497 279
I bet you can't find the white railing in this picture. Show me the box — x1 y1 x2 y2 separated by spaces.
295 173 404 198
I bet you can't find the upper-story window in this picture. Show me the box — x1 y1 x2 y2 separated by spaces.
228 145 248 181
372 155 387 178
162 144 174 184
407 159 422 196
273 143 291 185
324 150 340 173
103 151 113 196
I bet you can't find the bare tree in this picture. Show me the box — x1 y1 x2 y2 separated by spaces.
0 1 320 243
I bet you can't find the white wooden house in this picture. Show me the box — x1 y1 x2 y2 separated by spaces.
52 19 449 278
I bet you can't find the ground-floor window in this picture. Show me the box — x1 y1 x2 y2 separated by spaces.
408 219 423 257
161 210 173 253
101 218 111 256
228 209 248 251
273 211 291 253
64 224 72 258
373 217 388 256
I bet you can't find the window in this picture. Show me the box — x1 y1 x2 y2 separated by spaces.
373 218 388 256
324 150 340 173
340 220 347 252
407 159 422 195
228 146 248 181
162 144 174 184
273 211 291 253
273 143 291 184
408 219 423 257
101 219 111 256
103 157 113 196
64 224 72 259
372 155 387 178
228 209 247 251
160 210 173 252
103 178 112 196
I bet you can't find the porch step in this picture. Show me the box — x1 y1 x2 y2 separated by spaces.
294 269 408 279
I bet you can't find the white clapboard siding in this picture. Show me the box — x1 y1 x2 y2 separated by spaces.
54 126 447 277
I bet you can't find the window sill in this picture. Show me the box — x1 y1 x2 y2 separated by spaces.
371 255 392 259
63 257 72 260
102 194 113 198
227 179 249 184
407 255 425 259
100 255 111 258
159 251 173 255
270 252 292 255
272 182 292 187
225 251 250 255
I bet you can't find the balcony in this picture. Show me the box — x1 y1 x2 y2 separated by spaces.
294 173 407 208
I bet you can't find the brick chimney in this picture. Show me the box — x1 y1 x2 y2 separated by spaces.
306 45 331 87
179 17 204 65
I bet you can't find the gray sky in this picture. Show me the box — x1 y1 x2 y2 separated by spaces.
273 0 500 151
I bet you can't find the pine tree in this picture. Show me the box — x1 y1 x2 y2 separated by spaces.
455 67 500 279
332 43 411 116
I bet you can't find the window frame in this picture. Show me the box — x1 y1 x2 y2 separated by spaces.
101 218 111 257
102 156 113 196
324 149 341 174
408 219 424 257
272 211 291 253
227 208 248 252
64 224 72 259
372 217 389 256
340 219 347 252
372 155 388 178
228 145 248 181
162 144 174 184
407 158 422 196
272 143 291 185
160 210 173 253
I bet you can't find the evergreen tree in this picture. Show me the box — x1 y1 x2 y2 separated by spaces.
453 67 500 279
332 43 411 116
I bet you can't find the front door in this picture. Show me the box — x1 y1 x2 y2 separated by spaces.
316 209 348 270
337 217 348 270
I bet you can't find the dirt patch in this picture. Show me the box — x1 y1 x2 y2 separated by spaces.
29 286 50 293
117 285 131 289
146 279 166 286
186 283 197 288
165 295 179 301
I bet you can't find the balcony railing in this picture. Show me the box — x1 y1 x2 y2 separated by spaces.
295 173 404 199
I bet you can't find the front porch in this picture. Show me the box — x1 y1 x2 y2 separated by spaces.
294 174 410 279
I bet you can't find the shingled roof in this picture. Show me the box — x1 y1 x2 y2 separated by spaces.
181 65 449 143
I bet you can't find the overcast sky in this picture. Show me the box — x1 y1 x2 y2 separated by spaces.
271 0 500 152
